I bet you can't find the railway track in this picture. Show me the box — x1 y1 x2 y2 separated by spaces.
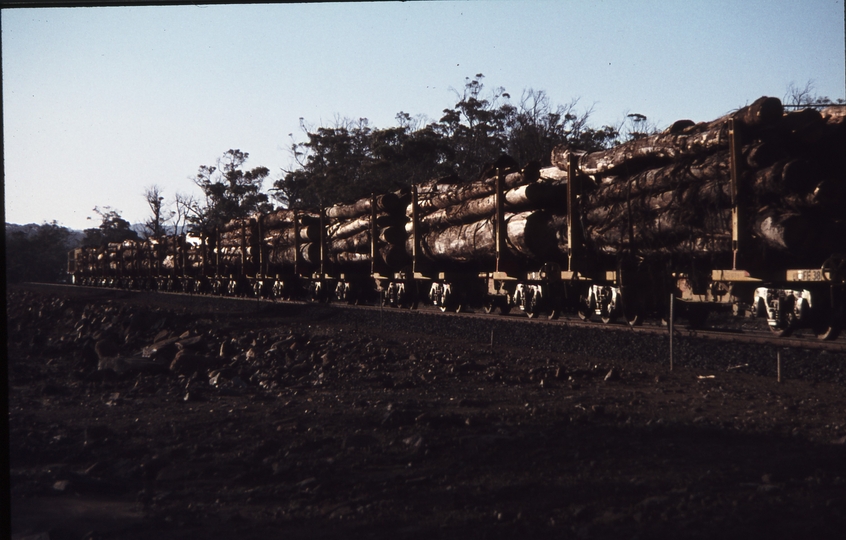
29 283 846 353
369 303 846 353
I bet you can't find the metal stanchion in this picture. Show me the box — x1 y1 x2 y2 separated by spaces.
669 293 674 372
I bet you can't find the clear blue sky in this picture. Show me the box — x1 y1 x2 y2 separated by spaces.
3 0 844 230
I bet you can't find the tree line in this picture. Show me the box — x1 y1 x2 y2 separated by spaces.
124 75 627 246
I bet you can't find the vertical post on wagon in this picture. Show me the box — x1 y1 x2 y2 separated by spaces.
566 152 580 273
370 193 378 277
495 167 504 274
728 117 742 271
411 185 420 276
293 209 301 277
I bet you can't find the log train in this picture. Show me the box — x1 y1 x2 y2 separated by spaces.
68 97 846 339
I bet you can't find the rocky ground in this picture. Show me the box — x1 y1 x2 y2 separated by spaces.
7 284 846 539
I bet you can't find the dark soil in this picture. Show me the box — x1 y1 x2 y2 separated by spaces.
8 284 846 539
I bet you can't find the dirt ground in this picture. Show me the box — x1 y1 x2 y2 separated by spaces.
7 284 846 539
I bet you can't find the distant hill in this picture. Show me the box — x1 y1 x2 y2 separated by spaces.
5 222 179 246
130 223 178 237
5 222 85 248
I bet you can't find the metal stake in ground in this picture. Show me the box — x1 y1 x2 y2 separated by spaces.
777 349 782 383
669 293 674 372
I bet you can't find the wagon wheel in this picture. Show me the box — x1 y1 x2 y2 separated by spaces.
768 320 793 338
524 291 540 319
400 288 418 310
814 321 841 341
599 299 616 324
439 285 462 312
404 287 419 310
577 293 594 321
822 255 846 284
767 309 794 337
621 293 642 327
438 302 463 313
485 295 511 315
813 298 842 341
623 307 642 327
544 289 561 320
769 295 801 337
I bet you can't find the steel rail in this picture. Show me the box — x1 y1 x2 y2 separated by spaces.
25 282 846 353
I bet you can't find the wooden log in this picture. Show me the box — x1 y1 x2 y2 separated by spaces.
266 243 320 267
774 107 826 147
809 177 846 209
326 213 403 240
815 108 846 175
506 211 568 262
554 96 784 177
327 229 371 255
260 210 320 230
579 189 736 252
260 208 294 228
580 194 830 257
379 226 407 246
410 169 538 217
752 159 819 198
584 149 824 218
744 140 783 169
411 218 496 264
328 252 370 265
325 192 403 220
584 151 732 206
263 224 320 245
730 96 785 128
751 208 819 254
408 181 566 232
409 211 563 264
220 218 257 233
380 244 412 270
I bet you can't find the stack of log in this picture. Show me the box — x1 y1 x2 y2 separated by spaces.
73 248 97 275
257 193 410 274
406 162 570 266
210 98 843 277
323 192 410 271
550 97 846 265
260 209 320 270
403 98 845 270
214 218 257 275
